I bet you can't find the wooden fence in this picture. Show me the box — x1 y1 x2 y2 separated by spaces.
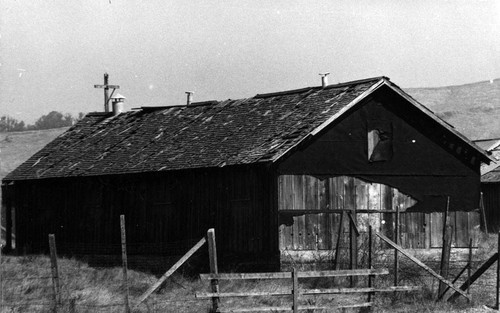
197 226 421 312
196 269 420 312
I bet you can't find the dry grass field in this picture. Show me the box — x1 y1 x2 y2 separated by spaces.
0 233 499 312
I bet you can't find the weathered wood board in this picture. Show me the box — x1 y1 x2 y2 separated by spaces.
278 175 480 257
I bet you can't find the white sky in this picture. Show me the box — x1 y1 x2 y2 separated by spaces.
1 0 499 123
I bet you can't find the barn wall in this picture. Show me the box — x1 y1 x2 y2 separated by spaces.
277 174 479 259
278 175 414 253
11 165 278 267
278 175 414 248
277 88 481 212
482 183 500 232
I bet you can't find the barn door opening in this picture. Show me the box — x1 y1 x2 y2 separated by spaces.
278 175 418 266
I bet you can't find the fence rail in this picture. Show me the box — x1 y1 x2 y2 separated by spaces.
196 226 420 313
4 218 500 312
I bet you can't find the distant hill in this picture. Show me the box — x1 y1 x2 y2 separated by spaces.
0 128 67 180
405 79 500 140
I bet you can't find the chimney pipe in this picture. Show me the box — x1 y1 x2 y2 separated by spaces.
319 72 330 88
111 93 126 116
185 91 194 106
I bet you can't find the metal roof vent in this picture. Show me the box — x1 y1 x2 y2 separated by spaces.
319 72 330 88
185 91 194 106
111 93 126 116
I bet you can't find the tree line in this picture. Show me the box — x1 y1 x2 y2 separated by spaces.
0 111 86 132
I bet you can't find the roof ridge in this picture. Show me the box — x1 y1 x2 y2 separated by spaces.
254 76 387 99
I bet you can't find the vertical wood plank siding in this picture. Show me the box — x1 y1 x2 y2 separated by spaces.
278 175 480 252
482 184 500 233
12 166 277 267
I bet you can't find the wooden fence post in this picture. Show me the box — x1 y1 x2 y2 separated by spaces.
292 267 298 313
349 212 358 287
207 229 219 313
443 196 450 232
480 192 488 233
120 215 130 313
438 225 452 299
333 211 344 270
368 226 373 304
332 211 344 286
0 243 3 312
467 238 472 302
394 205 399 287
496 231 500 310
48 234 60 312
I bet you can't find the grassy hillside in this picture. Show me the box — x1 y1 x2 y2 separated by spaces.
0 128 67 180
405 79 500 140
0 128 67 207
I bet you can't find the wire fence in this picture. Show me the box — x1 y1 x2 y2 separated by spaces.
0 236 213 313
1 229 499 312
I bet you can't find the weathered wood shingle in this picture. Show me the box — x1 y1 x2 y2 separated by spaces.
3 76 489 181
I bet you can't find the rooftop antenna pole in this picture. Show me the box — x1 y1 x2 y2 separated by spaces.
94 73 120 112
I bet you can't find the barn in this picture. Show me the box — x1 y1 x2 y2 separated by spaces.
474 138 500 232
1 76 491 270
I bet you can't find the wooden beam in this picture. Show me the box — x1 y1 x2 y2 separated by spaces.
207 228 220 313
376 232 470 300
196 290 291 298
349 211 358 287
497 230 500 309
303 286 421 295
135 237 206 306
200 268 389 280
347 212 360 237
292 268 298 313
438 224 453 300
120 215 130 313
368 226 374 303
333 211 345 272
480 192 488 233
48 234 61 308
467 237 472 302
217 303 372 312
196 286 421 299
394 205 400 287
279 209 399 215
448 252 498 302
437 263 467 301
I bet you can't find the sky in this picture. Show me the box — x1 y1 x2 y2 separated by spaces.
1 0 500 124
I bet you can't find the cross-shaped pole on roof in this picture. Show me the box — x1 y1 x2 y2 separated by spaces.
94 73 120 112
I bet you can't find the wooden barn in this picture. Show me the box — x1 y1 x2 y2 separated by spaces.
1 76 491 270
474 138 500 232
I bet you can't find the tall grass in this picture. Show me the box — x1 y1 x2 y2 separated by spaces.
1 232 499 312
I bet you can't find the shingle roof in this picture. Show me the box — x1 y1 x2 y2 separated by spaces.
3 76 490 181
475 139 500 183
483 168 500 183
